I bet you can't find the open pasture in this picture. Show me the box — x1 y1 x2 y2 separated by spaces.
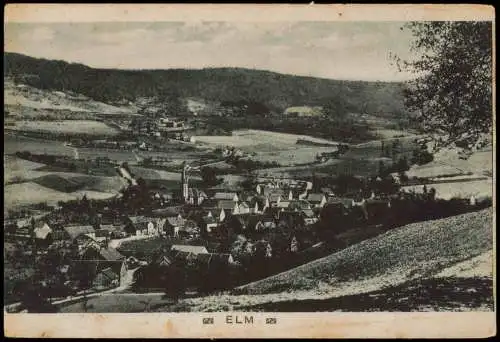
195 129 341 151
402 179 493 200
407 147 493 179
9 120 120 136
4 134 75 156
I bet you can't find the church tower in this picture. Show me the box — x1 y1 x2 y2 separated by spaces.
181 162 189 203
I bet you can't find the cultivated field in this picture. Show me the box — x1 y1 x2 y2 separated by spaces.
4 134 75 157
196 129 342 149
195 129 342 166
4 155 46 184
4 180 120 211
407 147 493 179
8 120 120 136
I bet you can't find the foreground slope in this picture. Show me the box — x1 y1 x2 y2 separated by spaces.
238 208 493 295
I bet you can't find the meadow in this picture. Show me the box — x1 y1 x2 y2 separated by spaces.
9 120 120 136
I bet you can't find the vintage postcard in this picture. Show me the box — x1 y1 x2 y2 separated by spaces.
3 4 496 338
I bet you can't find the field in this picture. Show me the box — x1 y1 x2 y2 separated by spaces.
8 120 120 136
196 129 342 149
4 134 75 157
195 129 342 166
407 147 493 179
402 179 493 200
4 182 85 209
255 156 392 179
4 155 46 184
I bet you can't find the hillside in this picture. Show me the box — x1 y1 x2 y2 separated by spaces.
238 208 493 295
4 78 137 116
4 52 407 116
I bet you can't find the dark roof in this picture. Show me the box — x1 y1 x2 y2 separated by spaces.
99 247 124 261
98 267 119 280
200 199 219 209
238 201 250 209
151 206 183 217
249 195 267 207
95 229 111 238
98 224 120 232
268 193 283 202
153 254 174 267
263 188 284 196
213 192 237 200
290 199 311 210
239 192 255 203
307 193 326 203
327 197 354 208
233 213 263 230
63 225 95 240
128 216 152 224
279 211 305 221
202 216 217 225
320 187 335 194
217 200 236 210
277 200 291 208
194 253 233 268
302 209 316 218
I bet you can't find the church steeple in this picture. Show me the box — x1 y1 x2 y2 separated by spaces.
181 161 189 203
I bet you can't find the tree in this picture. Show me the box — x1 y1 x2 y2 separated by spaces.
200 167 220 187
394 22 493 152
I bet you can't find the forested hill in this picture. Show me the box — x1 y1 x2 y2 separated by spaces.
4 52 407 115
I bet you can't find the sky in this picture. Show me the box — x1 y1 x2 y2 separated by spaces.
4 21 416 82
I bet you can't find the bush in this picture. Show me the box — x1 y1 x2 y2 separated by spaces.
411 148 434 165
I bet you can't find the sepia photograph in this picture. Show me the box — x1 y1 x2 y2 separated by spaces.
3 4 495 338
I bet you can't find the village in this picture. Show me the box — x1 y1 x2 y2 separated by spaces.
4 148 491 311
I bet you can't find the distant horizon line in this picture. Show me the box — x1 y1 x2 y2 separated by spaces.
4 51 407 84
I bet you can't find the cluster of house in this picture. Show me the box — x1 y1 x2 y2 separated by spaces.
18 174 409 295
30 216 241 292
129 117 195 142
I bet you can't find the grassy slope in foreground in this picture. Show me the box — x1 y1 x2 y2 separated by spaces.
238 208 493 295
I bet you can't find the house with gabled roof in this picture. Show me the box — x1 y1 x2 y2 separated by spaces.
205 207 226 223
34 223 52 240
249 195 269 214
124 216 157 236
234 201 251 215
267 193 283 206
277 200 292 210
62 225 96 249
306 193 327 208
93 267 120 290
302 209 319 225
200 215 219 234
196 253 235 269
216 200 238 214
327 196 355 210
